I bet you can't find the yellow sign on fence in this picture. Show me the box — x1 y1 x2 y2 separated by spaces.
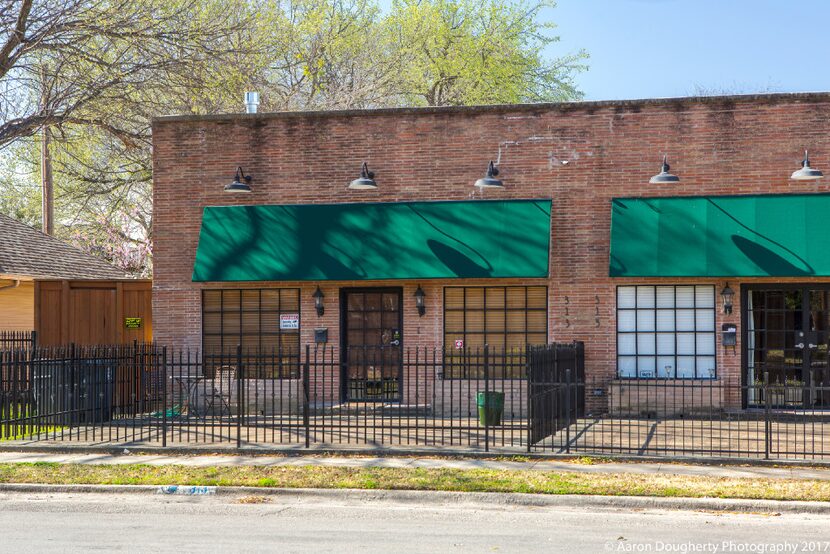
125 317 142 329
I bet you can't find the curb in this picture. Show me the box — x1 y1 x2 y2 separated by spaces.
0 484 829 514
2 443 830 469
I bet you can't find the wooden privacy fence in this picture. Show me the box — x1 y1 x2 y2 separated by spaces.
34 280 152 346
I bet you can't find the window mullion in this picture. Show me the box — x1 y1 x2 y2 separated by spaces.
653 286 657 378
693 285 698 379
673 286 678 380
634 285 640 379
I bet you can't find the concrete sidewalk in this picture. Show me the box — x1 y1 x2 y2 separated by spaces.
2 450 830 481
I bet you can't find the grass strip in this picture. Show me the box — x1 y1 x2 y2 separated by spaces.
1 421 65 441
1 463 830 501
1 406 63 441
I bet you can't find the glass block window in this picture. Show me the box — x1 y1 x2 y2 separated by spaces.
444 286 547 378
617 285 716 379
202 289 300 378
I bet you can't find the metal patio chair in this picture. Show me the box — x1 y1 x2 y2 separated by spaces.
204 365 236 417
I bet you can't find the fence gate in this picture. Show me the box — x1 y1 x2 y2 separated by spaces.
527 342 584 447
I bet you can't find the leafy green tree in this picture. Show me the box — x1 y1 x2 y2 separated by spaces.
384 0 586 106
0 145 40 226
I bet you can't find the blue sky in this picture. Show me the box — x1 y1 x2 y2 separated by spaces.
551 0 830 100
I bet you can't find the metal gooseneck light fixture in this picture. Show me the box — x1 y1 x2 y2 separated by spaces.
791 150 824 181
349 162 377 190
649 155 680 184
474 161 504 189
224 166 252 193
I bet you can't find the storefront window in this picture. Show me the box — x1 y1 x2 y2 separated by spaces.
617 285 716 379
202 289 300 378
444 286 547 378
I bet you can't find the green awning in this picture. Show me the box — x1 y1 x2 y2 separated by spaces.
610 193 830 277
193 199 551 282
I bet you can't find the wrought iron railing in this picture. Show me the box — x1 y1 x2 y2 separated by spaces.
9 341 830 461
0 330 35 350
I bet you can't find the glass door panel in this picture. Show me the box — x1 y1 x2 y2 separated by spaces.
808 290 830 406
745 286 830 408
342 288 402 401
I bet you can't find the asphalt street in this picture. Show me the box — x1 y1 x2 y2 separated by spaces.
1 490 830 553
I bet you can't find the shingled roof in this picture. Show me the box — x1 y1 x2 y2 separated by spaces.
0 214 130 280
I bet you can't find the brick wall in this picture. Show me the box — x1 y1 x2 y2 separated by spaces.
608 379 725 417
152 94 830 409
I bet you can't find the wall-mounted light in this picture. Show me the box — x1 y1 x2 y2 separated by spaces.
313 286 325 317
721 282 735 315
474 161 503 189
791 150 824 181
414 285 426 317
649 155 680 184
224 166 252 193
348 162 377 190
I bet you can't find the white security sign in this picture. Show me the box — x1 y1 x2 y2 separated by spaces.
280 314 300 330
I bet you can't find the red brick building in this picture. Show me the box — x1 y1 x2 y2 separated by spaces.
151 93 830 411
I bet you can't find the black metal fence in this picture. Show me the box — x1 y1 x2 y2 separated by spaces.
146 343 553 449
6 341 830 461
528 343 585 445
0 331 35 350
1 344 165 444
538 375 830 460
2 342 580 451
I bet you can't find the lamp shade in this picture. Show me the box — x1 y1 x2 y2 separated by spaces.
791 151 823 181
649 155 680 184
224 167 252 193
349 162 377 190
474 161 503 188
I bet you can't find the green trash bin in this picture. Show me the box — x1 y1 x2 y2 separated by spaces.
477 391 505 426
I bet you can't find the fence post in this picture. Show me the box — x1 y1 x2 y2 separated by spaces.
236 344 243 449
303 345 310 448
809 369 816 410
565 368 572 454
7 350 16 440
132 340 139 418
30 330 37 351
526 345 532 454
162 346 168 447
763 370 770 460
484 344 490 453
69 343 76 430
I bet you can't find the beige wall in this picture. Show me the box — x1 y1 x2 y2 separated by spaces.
0 280 34 331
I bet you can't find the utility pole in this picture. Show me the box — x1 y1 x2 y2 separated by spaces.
41 125 53 236
40 63 54 236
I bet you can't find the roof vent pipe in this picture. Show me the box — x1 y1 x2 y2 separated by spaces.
245 91 260 114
